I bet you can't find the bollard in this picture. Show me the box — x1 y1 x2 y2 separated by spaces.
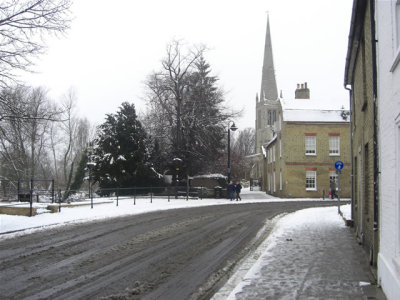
52 179 55 203
58 190 62 212
29 179 33 217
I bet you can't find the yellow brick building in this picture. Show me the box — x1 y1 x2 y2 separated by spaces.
344 0 379 270
264 96 351 198
251 17 351 198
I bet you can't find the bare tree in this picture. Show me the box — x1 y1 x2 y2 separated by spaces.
230 127 255 180
0 85 56 180
145 41 206 154
47 88 93 195
0 0 72 86
144 40 237 175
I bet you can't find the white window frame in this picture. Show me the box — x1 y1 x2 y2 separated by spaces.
395 117 400 258
306 171 317 191
273 145 276 162
280 171 282 190
329 136 340 156
277 113 281 131
396 0 400 49
391 0 400 71
305 135 316 155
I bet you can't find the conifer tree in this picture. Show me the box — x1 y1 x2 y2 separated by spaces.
180 56 227 174
69 151 88 192
92 102 162 191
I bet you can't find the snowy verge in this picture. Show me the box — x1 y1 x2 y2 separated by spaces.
0 195 350 239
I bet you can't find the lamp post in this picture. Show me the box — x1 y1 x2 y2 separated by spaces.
86 144 96 209
227 121 238 184
173 157 182 199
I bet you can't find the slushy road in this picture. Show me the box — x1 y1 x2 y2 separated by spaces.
0 200 340 299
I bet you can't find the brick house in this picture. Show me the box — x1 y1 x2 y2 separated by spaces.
345 1 400 298
263 86 351 198
344 0 380 276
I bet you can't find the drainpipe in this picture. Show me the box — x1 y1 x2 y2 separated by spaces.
345 85 354 222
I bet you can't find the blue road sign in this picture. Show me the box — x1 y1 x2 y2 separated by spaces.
335 161 344 170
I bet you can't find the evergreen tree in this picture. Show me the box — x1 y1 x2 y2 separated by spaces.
92 102 162 191
180 56 228 175
69 151 88 192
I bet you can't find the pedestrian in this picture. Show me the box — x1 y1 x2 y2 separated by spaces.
235 181 242 201
330 179 336 199
228 180 235 201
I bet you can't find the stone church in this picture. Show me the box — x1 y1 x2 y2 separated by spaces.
250 16 280 186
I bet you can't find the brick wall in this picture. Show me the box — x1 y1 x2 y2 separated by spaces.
265 121 351 198
348 0 379 268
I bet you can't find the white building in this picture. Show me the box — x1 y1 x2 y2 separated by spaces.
376 1 400 299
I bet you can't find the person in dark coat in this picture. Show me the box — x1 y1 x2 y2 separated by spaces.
228 181 235 201
235 181 242 201
330 179 336 199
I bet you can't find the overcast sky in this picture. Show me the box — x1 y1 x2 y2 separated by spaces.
21 0 353 130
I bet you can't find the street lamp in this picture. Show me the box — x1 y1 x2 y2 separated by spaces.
86 144 96 209
227 121 238 184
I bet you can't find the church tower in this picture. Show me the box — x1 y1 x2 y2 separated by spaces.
255 15 280 154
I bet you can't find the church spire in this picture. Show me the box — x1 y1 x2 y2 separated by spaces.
260 15 278 101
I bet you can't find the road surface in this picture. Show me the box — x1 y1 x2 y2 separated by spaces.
0 199 341 299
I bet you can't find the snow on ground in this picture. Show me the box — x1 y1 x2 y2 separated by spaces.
0 189 351 298
213 204 351 299
0 189 350 239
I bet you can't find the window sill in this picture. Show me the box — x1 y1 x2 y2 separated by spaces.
305 153 316 156
306 188 317 191
329 153 340 156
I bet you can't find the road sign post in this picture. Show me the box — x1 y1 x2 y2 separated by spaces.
335 161 344 214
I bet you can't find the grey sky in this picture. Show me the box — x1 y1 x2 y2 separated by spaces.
21 0 353 130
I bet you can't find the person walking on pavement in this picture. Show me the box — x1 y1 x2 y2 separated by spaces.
235 181 242 201
228 180 235 201
330 178 336 199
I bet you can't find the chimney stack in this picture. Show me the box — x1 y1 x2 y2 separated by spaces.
295 82 310 99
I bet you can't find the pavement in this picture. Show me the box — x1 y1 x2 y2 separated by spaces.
212 191 387 300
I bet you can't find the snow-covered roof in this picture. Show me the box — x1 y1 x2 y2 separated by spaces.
261 145 267 158
265 134 278 148
193 174 227 179
281 99 349 123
